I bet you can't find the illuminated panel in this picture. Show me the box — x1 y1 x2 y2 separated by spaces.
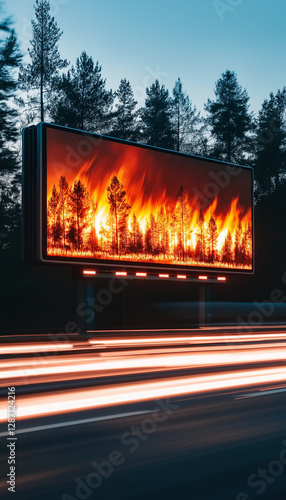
198 275 208 280
217 276 226 281
115 271 127 276
159 274 169 278
136 272 147 277
83 270 96 276
177 274 187 279
37 123 254 274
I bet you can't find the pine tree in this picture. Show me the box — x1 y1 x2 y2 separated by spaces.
234 221 243 264
112 78 139 141
144 224 152 254
47 184 60 247
195 210 206 262
157 206 169 255
174 185 189 261
140 79 175 149
150 213 157 253
207 216 218 263
0 18 21 250
221 230 233 263
88 198 98 252
49 71 79 128
58 176 69 248
129 212 143 253
205 70 253 163
68 180 90 250
172 78 201 153
106 176 131 255
253 88 286 198
51 51 113 132
18 0 68 122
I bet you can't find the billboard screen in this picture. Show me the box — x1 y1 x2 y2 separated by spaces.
24 123 254 274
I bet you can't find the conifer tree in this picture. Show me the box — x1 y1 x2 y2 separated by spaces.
0 17 21 249
253 88 286 198
221 230 233 263
195 210 206 262
205 70 253 163
174 185 189 261
51 51 113 133
140 79 174 149
207 216 218 263
107 176 131 255
47 184 60 247
68 180 90 250
18 0 68 121
58 176 69 248
112 78 138 141
172 78 202 153
234 221 243 264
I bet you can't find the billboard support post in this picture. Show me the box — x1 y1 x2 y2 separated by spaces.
199 285 206 327
77 279 94 334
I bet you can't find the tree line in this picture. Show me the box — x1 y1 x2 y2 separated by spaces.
47 175 252 269
1 0 285 253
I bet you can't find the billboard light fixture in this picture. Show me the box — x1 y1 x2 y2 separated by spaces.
115 271 127 276
177 275 187 279
198 276 208 280
83 270 96 276
159 274 169 278
136 272 147 277
217 276 226 281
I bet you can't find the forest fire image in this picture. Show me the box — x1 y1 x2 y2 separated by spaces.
45 127 253 270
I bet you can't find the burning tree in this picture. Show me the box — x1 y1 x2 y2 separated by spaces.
174 185 189 261
194 209 206 262
87 198 98 252
107 176 131 255
221 230 233 263
129 212 143 253
157 206 169 256
47 184 61 246
68 179 90 250
58 175 69 248
207 216 218 263
234 221 243 264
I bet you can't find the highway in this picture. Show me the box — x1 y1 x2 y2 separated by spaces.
1 328 286 499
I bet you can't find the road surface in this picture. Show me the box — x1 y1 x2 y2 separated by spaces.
0 327 286 499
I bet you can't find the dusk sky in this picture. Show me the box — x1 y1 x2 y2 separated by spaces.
3 0 286 115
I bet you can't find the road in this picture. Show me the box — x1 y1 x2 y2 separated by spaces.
1 327 286 499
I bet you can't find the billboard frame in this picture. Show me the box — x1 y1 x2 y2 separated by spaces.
22 121 254 277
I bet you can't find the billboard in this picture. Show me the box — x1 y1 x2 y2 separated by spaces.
23 122 254 274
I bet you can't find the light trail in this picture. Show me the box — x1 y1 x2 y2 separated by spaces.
2 343 286 383
0 366 286 421
89 333 286 346
0 343 73 355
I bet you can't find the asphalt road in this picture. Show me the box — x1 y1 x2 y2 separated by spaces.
1 328 286 500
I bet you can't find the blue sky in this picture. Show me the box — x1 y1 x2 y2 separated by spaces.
2 0 286 115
